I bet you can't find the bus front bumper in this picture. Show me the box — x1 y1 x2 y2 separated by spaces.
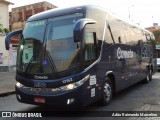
15 85 85 107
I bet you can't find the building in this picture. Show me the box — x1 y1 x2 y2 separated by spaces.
10 1 57 31
0 0 13 28
146 23 160 33
0 0 13 72
146 26 160 33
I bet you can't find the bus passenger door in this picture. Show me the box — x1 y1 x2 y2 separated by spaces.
73 19 101 104
83 29 102 104
84 31 97 67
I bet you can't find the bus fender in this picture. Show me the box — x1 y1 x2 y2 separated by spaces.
106 71 114 76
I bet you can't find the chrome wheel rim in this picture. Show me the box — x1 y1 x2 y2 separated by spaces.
104 82 111 102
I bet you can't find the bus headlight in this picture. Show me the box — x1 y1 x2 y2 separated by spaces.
60 75 90 91
16 82 28 89
16 82 24 88
66 84 75 90
60 83 75 91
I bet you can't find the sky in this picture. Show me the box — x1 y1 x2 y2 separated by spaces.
7 0 160 28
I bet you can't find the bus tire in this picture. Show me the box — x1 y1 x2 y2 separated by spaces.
100 77 113 106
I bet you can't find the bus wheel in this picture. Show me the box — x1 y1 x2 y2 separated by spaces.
100 77 113 106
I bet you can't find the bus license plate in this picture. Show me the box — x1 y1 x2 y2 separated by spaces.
34 98 45 103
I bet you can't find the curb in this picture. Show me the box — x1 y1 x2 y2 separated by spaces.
0 91 16 97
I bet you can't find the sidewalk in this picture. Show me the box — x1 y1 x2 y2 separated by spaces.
0 72 16 97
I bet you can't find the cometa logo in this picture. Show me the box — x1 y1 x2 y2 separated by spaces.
34 75 48 80
117 47 133 59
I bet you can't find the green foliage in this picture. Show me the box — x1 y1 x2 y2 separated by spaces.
3 28 10 34
152 30 160 44
0 24 4 34
0 27 4 34
0 24 10 34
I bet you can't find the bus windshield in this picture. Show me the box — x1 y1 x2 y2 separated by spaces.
46 13 83 72
17 13 83 74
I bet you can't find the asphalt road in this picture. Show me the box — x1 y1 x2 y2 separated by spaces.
1 73 160 120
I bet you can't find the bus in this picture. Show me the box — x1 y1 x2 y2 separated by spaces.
5 5 155 107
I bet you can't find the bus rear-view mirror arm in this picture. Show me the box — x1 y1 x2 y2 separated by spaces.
73 18 96 42
5 30 23 50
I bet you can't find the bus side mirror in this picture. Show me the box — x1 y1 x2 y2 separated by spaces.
73 18 96 42
5 30 23 50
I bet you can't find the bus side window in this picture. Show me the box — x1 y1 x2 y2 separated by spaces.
105 25 115 45
84 32 96 61
118 36 121 43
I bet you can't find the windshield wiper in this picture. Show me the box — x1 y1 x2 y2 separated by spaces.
25 56 40 73
45 50 57 72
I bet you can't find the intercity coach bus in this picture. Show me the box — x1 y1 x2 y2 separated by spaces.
5 5 155 107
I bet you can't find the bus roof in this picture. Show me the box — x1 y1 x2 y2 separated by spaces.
27 5 92 22
27 5 154 38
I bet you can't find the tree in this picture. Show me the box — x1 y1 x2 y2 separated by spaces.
3 28 10 34
152 30 160 44
0 24 4 34
0 24 10 35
